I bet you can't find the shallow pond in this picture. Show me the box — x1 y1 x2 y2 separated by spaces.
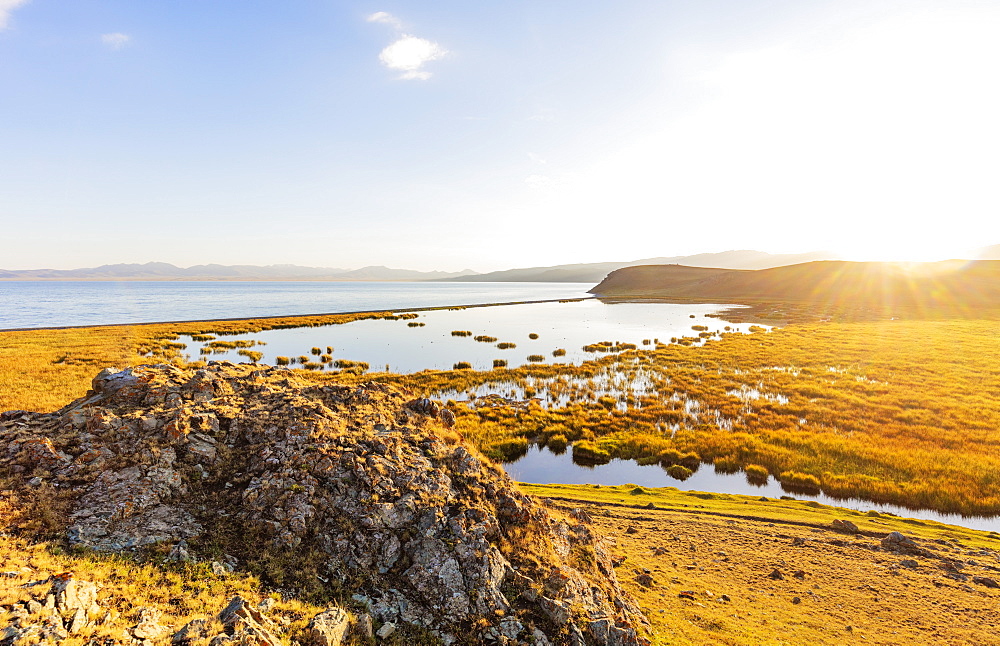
177 299 757 373
503 446 1000 533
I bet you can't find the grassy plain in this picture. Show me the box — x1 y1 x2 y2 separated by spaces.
3 302 1000 516
328 315 1000 516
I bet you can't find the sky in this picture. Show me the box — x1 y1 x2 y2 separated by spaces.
1 0 998 272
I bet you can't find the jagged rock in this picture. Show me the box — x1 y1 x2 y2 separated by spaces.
306 607 352 646
1 364 650 645
50 576 99 616
973 576 1000 588
218 596 282 646
131 608 168 641
172 618 210 644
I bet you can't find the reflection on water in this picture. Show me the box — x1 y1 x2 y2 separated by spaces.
503 445 1000 533
176 300 761 373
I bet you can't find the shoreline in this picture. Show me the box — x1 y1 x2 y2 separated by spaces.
0 296 595 333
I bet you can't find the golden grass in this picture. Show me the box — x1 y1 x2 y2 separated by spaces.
5 305 1000 515
325 318 1000 515
0 534 326 646
0 311 404 412
525 483 1000 645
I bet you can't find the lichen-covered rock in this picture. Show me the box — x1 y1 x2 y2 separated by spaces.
0 363 649 645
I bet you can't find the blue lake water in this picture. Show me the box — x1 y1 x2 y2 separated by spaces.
0 281 593 329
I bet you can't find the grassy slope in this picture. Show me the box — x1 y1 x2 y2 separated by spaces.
526 484 1000 645
592 260 1000 310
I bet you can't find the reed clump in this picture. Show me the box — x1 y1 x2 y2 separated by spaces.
237 349 264 363
332 359 369 372
744 464 770 484
474 335 498 343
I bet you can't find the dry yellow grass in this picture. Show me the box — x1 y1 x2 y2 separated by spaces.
0 311 405 412
527 484 1000 645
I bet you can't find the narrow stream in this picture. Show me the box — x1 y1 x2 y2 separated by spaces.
502 445 1000 533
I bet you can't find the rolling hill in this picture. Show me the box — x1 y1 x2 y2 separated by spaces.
442 250 839 283
590 260 1000 309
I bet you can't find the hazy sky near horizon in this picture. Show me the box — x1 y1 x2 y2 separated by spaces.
2 0 998 271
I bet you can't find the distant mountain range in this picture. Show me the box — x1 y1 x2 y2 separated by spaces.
440 250 841 283
0 262 479 282
4 246 997 282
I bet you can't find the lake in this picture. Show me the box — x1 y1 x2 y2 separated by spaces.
0 281 594 329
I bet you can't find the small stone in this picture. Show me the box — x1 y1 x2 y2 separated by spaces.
769 569 784 580
376 622 397 639
791 596 801 604
354 613 373 639
307 607 352 646
831 519 860 534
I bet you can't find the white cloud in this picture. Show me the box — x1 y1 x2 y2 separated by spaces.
367 11 402 30
101 32 131 50
0 0 29 30
527 152 547 165
378 35 447 80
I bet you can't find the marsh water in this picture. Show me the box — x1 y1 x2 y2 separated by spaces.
177 299 755 372
5 280 995 533
503 446 1000 533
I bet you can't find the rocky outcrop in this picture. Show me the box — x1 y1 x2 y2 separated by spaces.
0 363 649 645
